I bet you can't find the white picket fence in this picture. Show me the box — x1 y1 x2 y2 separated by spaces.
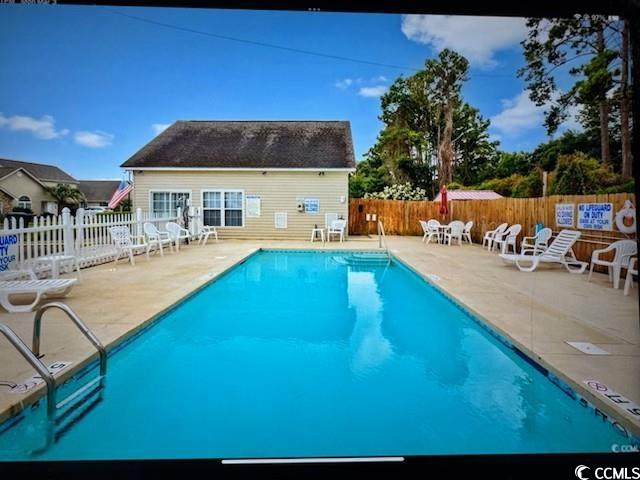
0 207 182 272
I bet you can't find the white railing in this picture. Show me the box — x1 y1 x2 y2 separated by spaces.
0 207 180 272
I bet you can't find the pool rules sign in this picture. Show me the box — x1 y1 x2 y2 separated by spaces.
577 203 613 231
0 233 18 272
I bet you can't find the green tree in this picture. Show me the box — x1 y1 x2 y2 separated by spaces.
45 184 85 213
518 16 632 175
550 152 599 195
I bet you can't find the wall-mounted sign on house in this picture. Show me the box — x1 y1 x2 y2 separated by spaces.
555 203 575 227
577 203 613 231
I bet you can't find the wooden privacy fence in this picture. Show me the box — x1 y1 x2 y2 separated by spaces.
349 193 636 264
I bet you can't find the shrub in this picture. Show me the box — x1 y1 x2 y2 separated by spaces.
446 181 464 190
549 152 599 195
364 182 428 200
512 166 544 198
476 174 524 197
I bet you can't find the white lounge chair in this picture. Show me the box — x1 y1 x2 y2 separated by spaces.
424 219 441 245
109 226 150 266
499 229 588 273
482 223 508 251
462 221 474 244
521 227 552 255
493 224 521 254
0 270 77 313
143 222 174 256
327 219 346 243
624 257 637 296
166 222 192 251
588 239 637 289
444 221 465 246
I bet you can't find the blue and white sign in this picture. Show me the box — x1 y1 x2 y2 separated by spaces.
555 203 574 227
304 198 319 214
0 234 18 272
577 203 613 231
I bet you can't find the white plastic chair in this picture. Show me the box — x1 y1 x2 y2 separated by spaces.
588 239 637 289
482 223 508 251
327 219 346 242
521 227 553 255
500 230 587 273
463 221 474 244
624 257 637 296
166 221 192 251
444 221 465 246
419 220 429 242
0 269 77 313
143 222 174 256
193 215 219 245
424 219 441 245
493 224 522 254
108 226 150 266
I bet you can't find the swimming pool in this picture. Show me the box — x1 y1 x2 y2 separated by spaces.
0 250 631 460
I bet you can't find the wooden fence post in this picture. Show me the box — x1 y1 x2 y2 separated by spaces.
62 207 74 256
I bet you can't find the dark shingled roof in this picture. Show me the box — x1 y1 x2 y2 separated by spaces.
121 121 356 169
78 180 121 202
0 158 77 183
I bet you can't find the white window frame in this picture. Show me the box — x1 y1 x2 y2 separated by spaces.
148 189 192 218
17 195 32 210
201 189 245 228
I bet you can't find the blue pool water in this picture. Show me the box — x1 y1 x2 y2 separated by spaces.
0 250 628 460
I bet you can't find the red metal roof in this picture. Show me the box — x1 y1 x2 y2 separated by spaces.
434 190 503 201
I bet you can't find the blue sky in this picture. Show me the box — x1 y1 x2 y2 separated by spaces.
0 5 578 180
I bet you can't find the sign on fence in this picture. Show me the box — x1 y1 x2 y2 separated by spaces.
0 233 18 272
555 203 575 227
577 203 613 231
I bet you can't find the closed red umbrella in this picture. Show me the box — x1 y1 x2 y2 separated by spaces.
439 185 448 215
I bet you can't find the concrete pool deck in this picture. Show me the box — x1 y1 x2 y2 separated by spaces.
0 236 638 438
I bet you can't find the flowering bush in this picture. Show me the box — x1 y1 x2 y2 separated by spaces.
364 182 428 200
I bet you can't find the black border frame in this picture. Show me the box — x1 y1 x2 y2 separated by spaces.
1 0 639 477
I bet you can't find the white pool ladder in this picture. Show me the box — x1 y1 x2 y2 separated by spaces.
377 220 392 266
1 302 107 449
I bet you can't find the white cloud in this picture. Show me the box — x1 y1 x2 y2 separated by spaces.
401 15 527 68
0 113 69 139
358 85 388 98
490 91 544 136
152 123 171 135
74 130 114 148
335 78 353 89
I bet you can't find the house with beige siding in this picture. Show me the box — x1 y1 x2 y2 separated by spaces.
0 158 79 215
121 121 356 239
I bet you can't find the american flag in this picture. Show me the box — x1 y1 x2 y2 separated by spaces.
108 180 133 209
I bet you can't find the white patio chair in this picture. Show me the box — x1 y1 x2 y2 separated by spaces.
624 257 637 296
443 221 465 246
109 225 150 266
588 239 637 289
143 222 174 257
521 227 553 255
166 221 192 251
462 221 474 244
0 269 77 313
482 223 508 251
327 219 347 243
419 220 429 242
424 219 441 245
493 224 522 254
198 225 219 245
499 230 587 274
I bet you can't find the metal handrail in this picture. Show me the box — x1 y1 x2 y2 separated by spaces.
33 302 107 378
0 323 56 418
377 220 391 265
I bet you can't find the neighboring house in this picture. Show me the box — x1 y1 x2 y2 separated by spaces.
0 158 79 215
78 180 122 208
434 190 503 202
121 120 356 239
